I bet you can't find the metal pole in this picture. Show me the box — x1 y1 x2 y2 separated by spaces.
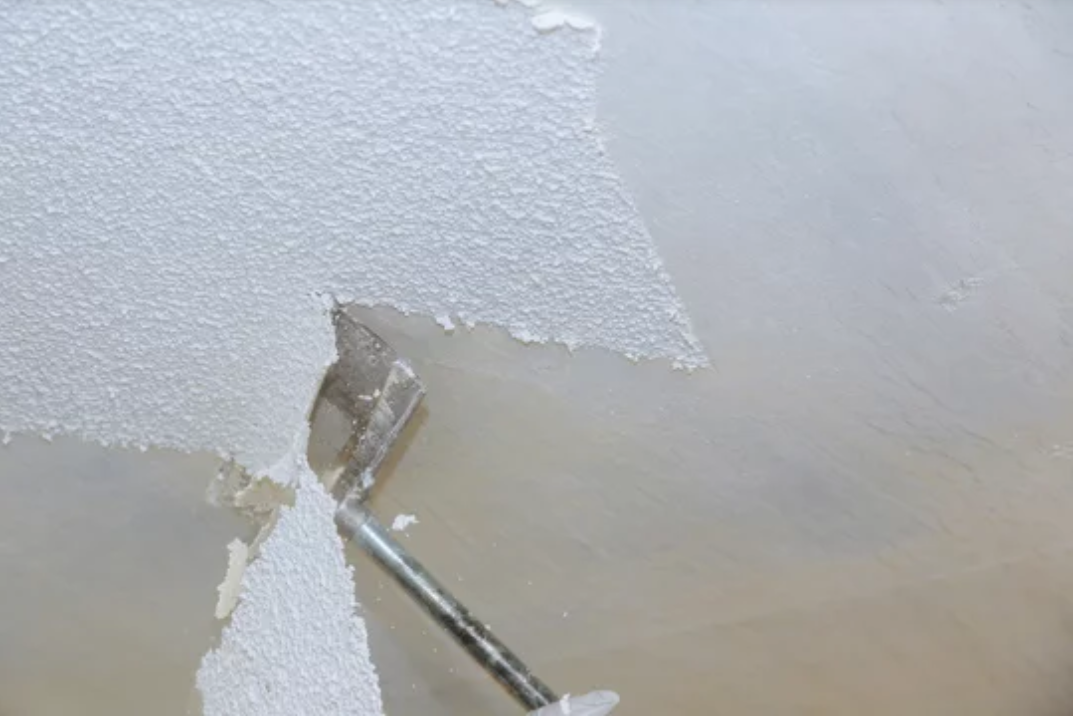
336 498 558 712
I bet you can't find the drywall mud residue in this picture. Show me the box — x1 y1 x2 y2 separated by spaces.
213 538 249 620
197 434 383 716
0 1 705 472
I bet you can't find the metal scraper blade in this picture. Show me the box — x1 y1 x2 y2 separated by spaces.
308 305 425 504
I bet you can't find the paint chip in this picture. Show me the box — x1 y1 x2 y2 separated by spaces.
391 513 420 532
434 314 456 332
214 539 249 620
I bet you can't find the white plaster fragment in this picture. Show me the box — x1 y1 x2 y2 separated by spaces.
360 468 375 493
214 539 249 620
390 513 420 532
434 314 456 332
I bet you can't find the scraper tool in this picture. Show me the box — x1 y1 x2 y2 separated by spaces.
308 305 558 712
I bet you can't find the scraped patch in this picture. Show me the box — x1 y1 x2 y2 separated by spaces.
0 0 705 472
197 449 383 716
938 276 984 311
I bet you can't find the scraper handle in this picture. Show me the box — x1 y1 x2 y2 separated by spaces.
335 498 558 712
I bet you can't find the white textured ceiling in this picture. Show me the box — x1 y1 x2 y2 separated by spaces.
0 0 702 473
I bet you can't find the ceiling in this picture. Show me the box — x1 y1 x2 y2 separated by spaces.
5 1 1073 714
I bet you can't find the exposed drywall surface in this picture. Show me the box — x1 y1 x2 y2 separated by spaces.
0 436 244 716
0 0 704 472
337 2 1073 713
197 434 383 716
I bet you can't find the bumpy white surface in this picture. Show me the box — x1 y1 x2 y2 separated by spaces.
197 445 383 716
0 1 705 470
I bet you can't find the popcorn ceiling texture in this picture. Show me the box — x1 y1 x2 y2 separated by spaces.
0 1 706 472
197 448 384 716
